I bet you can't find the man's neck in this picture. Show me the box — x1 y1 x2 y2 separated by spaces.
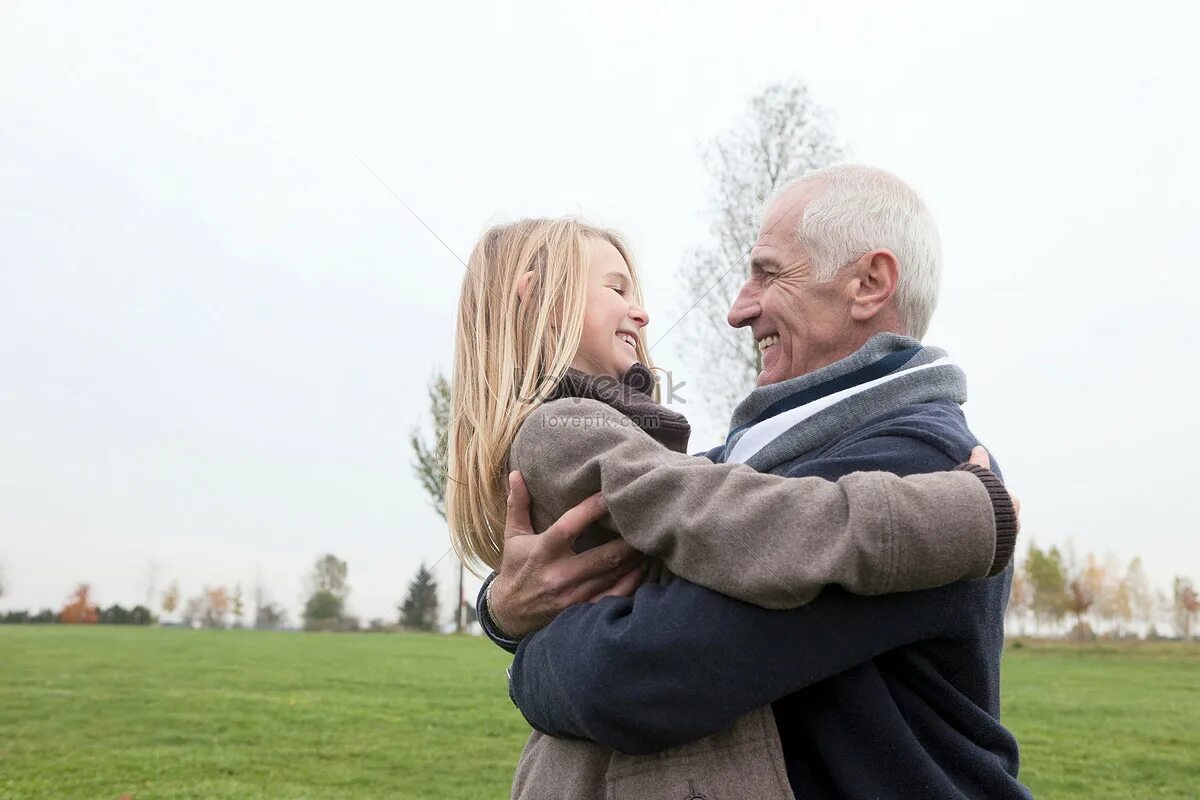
795 324 907 383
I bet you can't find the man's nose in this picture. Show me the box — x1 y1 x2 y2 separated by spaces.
727 282 759 329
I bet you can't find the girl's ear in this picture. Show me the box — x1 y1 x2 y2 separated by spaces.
515 270 536 304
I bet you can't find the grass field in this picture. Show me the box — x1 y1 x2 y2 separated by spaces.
1 628 1197 799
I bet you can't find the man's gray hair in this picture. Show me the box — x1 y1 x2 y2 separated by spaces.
769 164 942 339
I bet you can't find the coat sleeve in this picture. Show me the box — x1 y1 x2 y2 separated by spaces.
511 399 1001 609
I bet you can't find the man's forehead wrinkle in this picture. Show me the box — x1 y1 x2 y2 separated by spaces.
753 224 786 252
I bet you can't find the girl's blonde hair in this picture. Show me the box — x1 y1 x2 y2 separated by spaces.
446 217 652 574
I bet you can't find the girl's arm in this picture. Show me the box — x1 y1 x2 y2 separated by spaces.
511 399 1016 610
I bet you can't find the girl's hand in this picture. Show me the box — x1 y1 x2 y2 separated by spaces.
968 446 1021 518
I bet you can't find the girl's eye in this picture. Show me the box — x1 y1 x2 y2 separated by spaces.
610 286 626 296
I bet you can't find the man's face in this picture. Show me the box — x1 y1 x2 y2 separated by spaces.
727 184 856 386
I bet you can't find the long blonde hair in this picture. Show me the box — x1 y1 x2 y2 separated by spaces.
446 217 652 574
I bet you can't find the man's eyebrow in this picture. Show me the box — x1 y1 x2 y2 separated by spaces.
750 256 780 271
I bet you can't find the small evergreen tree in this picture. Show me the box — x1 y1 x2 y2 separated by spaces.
399 563 440 632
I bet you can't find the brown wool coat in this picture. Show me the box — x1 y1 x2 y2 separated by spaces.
506 397 1000 800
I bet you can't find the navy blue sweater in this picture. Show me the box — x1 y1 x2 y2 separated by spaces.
504 401 1031 799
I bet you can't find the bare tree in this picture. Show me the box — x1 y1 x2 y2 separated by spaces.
1093 552 1122 635
232 583 245 628
1066 578 1095 639
1151 588 1172 639
253 565 265 625
182 594 203 627
411 371 465 632
303 554 351 631
1173 577 1199 640
179 586 230 629
303 554 345 595
143 560 159 611
1007 558 1031 636
161 581 180 622
202 586 230 629
1125 557 1154 635
1061 546 1099 639
1081 552 1107 633
674 81 844 423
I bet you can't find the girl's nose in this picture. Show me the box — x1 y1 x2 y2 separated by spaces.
629 304 649 328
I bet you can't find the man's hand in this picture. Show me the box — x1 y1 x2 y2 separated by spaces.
488 470 647 638
968 446 1021 518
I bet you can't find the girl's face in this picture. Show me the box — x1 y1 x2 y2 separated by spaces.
570 237 649 379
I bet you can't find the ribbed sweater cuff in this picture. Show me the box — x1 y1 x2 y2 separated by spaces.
955 463 1019 576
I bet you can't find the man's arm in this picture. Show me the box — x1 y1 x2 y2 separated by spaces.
509 572 976 754
479 474 647 650
507 434 993 754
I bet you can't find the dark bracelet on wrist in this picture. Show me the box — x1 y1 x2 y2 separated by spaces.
478 572 523 654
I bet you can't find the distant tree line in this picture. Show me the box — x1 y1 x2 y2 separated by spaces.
0 584 153 625
1 543 1193 640
1007 543 1198 640
0 555 474 635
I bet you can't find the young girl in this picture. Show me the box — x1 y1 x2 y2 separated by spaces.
445 218 1016 800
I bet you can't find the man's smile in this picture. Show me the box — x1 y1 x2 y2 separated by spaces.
756 334 780 352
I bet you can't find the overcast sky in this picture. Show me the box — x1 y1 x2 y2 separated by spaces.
2 1 1197 623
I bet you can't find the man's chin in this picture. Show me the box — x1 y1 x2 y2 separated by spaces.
756 368 782 387
757 351 787 386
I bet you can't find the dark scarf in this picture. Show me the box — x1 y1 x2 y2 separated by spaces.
550 363 691 453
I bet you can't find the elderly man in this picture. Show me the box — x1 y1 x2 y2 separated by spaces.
479 165 1031 798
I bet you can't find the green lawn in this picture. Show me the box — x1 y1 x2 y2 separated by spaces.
0 628 1196 799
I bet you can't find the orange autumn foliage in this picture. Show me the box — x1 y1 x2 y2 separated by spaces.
59 583 99 624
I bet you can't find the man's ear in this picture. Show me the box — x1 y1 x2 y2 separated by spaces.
515 270 536 304
848 249 900 324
